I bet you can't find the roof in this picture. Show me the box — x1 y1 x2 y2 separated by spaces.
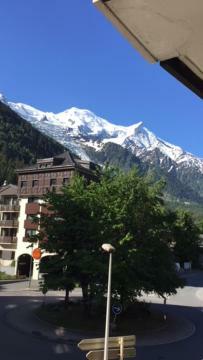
0 184 18 196
16 151 98 176
93 0 203 98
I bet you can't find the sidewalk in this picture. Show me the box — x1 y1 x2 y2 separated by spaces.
4 299 196 347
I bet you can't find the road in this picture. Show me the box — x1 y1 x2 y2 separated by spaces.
0 272 203 360
139 271 203 360
0 281 82 360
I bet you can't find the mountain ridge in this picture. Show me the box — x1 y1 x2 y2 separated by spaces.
1 93 203 206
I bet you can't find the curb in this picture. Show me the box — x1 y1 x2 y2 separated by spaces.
3 302 196 347
3 305 79 345
0 279 27 285
136 315 196 346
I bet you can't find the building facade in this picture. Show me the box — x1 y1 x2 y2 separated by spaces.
0 184 19 275
0 151 97 279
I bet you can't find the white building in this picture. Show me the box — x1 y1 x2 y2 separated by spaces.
0 151 97 280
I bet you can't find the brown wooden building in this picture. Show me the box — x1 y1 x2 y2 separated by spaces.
16 151 98 198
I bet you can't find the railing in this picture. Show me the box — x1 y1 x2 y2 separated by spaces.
24 220 38 230
0 220 18 227
19 185 62 196
0 204 20 212
0 243 17 250
23 236 36 243
26 203 40 215
0 236 17 244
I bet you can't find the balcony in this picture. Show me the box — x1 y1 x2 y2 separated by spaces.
24 219 38 230
40 204 53 215
0 220 18 227
19 185 62 196
26 203 40 215
0 204 20 212
0 236 17 244
23 235 37 243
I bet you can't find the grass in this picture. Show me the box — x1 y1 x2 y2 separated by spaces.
36 300 165 335
0 271 16 280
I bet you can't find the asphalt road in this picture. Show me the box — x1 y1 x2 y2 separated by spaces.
0 282 82 360
1 272 203 360
138 271 203 360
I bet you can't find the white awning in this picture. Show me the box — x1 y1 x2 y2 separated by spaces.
93 0 203 98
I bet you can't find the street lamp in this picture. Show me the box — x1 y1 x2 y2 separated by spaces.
102 243 115 360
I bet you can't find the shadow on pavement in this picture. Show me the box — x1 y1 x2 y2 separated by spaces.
180 270 203 287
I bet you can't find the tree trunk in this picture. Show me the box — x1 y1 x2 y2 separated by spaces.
81 283 88 300
64 287 69 308
81 282 90 312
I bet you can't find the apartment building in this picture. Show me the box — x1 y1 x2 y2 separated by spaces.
0 151 97 279
0 184 19 274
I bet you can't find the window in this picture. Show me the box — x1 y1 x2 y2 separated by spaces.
63 178 69 185
0 250 2 259
32 180 39 187
26 215 34 221
25 229 37 237
11 251 15 260
50 178 56 186
28 197 39 203
21 181 27 188
2 250 12 260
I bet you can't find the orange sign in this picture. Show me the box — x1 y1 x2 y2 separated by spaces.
32 248 42 260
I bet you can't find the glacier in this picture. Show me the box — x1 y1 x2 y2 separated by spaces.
0 93 202 174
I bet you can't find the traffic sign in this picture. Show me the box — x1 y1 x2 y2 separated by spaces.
32 248 42 260
86 348 136 360
112 304 122 316
78 335 136 351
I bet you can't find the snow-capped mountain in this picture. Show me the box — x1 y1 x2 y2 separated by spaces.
5 96 203 174
1 93 203 203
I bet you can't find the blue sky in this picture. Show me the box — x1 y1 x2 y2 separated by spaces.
0 0 202 157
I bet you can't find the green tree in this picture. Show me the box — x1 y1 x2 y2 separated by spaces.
88 168 183 306
173 210 200 266
37 168 184 309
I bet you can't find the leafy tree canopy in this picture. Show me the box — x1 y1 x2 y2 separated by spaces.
172 210 200 265
37 167 185 308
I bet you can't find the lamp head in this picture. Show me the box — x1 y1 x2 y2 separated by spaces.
102 243 115 253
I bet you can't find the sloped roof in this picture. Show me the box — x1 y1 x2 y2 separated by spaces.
0 184 18 196
16 151 97 175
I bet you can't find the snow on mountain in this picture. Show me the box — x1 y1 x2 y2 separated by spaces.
2 95 203 174
0 93 7 104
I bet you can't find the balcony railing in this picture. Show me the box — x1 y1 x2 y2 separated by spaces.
23 236 37 243
0 220 18 227
0 204 20 212
24 220 38 230
26 203 40 215
0 236 17 244
1 243 17 250
20 185 62 196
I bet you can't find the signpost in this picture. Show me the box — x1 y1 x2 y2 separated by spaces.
78 335 136 360
32 248 42 260
112 304 122 316
111 304 122 331
86 348 136 360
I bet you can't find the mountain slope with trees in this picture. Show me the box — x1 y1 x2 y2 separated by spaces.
0 101 65 184
84 142 203 206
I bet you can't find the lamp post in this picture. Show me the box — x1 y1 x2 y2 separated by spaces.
102 243 115 360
